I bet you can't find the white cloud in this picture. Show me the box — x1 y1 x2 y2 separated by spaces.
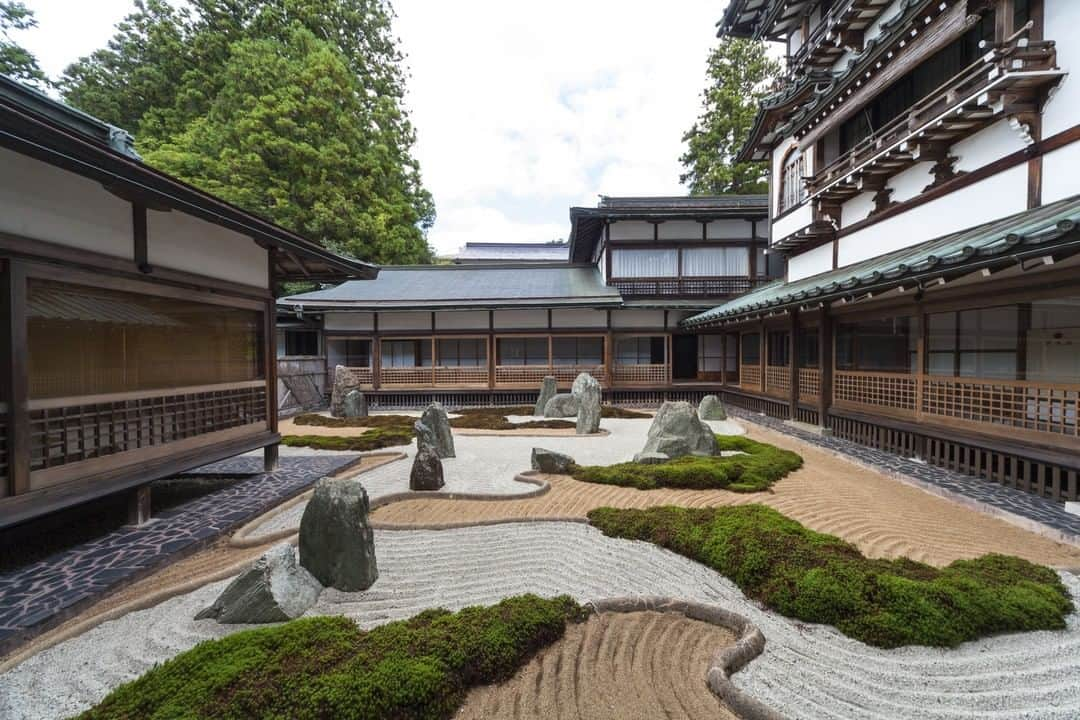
431 205 567 258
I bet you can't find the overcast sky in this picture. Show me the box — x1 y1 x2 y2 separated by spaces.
15 0 722 256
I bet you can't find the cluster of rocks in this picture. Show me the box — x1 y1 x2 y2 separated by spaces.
536 372 601 435
330 365 368 418
197 475 379 624
410 402 454 491
633 400 719 464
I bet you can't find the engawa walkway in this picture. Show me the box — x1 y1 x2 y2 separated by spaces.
727 406 1080 542
0 454 360 656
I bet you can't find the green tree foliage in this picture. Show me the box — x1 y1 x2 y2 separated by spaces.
60 0 434 265
0 1 49 89
680 38 782 195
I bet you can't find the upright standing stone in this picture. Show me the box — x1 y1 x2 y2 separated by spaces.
195 543 322 624
414 420 437 454
299 478 378 592
698 394 726 421
534 375 558 416
420 402 456 458
330 365 361 418
573 372 602 434
410 446 445 490
633 400 718 463
342 389 368 418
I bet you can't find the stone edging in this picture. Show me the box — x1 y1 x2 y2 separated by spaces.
587 595 784 720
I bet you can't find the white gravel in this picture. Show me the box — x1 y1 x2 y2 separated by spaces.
2 523 1078 720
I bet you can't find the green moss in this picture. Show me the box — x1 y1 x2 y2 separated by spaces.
281 429 413 452
587 505 1073 648
293 413 414 430
572 436 802 492
77 594 588 720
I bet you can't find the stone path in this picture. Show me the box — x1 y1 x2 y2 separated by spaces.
726 407 1080 541
0 454 361 655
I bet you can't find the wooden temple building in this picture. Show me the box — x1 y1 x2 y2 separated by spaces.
0 75 373 527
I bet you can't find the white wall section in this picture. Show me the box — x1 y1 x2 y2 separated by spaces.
148 210 268 288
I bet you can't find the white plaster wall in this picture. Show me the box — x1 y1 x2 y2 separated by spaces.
1042 142 1080 204
611 309 665 329
887 161 934 204
952 120 1027 172
324 312 375 331
667 311 694 328
0 147 132 259
551 308 606 328
657 220 702 240
772 203 813 244
706 219 755 239
493 309 548 329
836 164 1028 267
1042 0 1080 137
379 311 432 331
841 192 876 226
148 210 268 288
608 221 654 241
787 241 834 282
435 310 488 330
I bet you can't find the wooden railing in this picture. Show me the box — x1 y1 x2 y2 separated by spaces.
433 366 489 387
26 381 268 474
610 276 768 298
612 364 667 385
834 370 917 416
494 365 605 388
922 377 1079 438
741 365 762 391
342 367 374 388
799 367 821 402
381 366 488 388
765 365 790 397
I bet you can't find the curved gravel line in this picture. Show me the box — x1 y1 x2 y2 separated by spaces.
4 522 1078 720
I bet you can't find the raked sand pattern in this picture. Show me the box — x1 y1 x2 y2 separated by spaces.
2 522 1079 720
455 610 738 720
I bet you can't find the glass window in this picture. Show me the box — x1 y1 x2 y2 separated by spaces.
797 330 819 368
280 329 319 357
767 330 790 367
697 334 723 372
836 316 915 373
615 336 665 365
724 334 739 375
328 338 371 368
779 149 806 213
437 338 487 367
741 333 760 365
610 248 678 278
27 279 263 399
682 247 750 277
382 339 432 368
552 337 603 366
1027 297 1080 383
496 337 549 366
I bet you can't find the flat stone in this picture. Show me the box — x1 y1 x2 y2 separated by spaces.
697 395 726 421
420 402 456 458
342 389 368 418
573 372 602 435
635 400 718 462
544 393 579 418
298 477 378 592
533 375 558 416
330 365 362 418
195 543 321 624
531 448 575 474
410 446 445 491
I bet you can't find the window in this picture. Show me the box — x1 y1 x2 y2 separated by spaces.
280 329 319 357
551 337 603 365
767 331 790 367
741 332 761 365
327 338 371 368
382 339 432 368
28 279 264 399
779 148 806 213
797 331 819 368
437 338 486 367
615 336 665 365
496 337 548 366
682 247 750 276
697 335 723 372
724 334 740 381
836 316 916 373
610 248 678 278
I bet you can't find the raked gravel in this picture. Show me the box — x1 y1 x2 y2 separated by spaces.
0 522 1077 720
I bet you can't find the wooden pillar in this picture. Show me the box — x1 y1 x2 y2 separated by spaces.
263 441 279 473
372 313 381 390
789 309 800 419
818 307 833 430
604 330 614 387
4 261 29 496
719 332 727 387
127 484 151 525
913 305 925 425
758 320 766 393
264 252 280 472
487 333 495 390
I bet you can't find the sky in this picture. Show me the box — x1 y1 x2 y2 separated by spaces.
14 0 724 257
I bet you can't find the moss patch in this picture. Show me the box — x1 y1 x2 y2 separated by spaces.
78 594 588 720
587 505 1073 648
449 407 573 431
292 413 414 430
282 429 413 452
572 436 802 492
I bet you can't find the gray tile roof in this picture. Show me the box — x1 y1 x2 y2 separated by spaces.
455 242 568 263
684 194 1080 327
280 264 622 310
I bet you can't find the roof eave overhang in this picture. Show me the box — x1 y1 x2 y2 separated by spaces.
277 297 625 312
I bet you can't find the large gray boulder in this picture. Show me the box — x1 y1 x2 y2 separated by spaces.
410 446 445 491
299 477 378 592
414 419 437 454
533 375 558 416
544 393 579 418
573 372 602 434
698 394 726 421
195 543 321 624
633 401 718 464
420 402 455 458
330 365 362 418
531 448 575 474
342 389 368 419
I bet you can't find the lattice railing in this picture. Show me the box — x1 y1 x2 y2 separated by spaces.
740 365 761 391
799 367 821 402
610 276 767 298
922 377 1079 438
834 371 916 415
27 382 267 472
433 366 489 387
381 366 489 387
344 367 373 387
612 364 667 385
494 365 606 387
765 365 790 397
380 367 433 387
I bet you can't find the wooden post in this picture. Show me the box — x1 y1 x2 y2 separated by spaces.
818 307 833 430
264 252 280 472
604 330 614 387
127 484 151 525
913 306 925 425
789 309 800 419
372 313 381 391
3 261 28 496
720 332 727 387
758 320 766 394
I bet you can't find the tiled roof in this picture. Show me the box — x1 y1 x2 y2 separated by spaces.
455 242 568 263
684 194 1080 327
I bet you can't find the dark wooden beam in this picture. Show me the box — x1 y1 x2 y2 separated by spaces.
817 306 833 429
2 260 28 496
132 203 151 274
127 485 151 525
